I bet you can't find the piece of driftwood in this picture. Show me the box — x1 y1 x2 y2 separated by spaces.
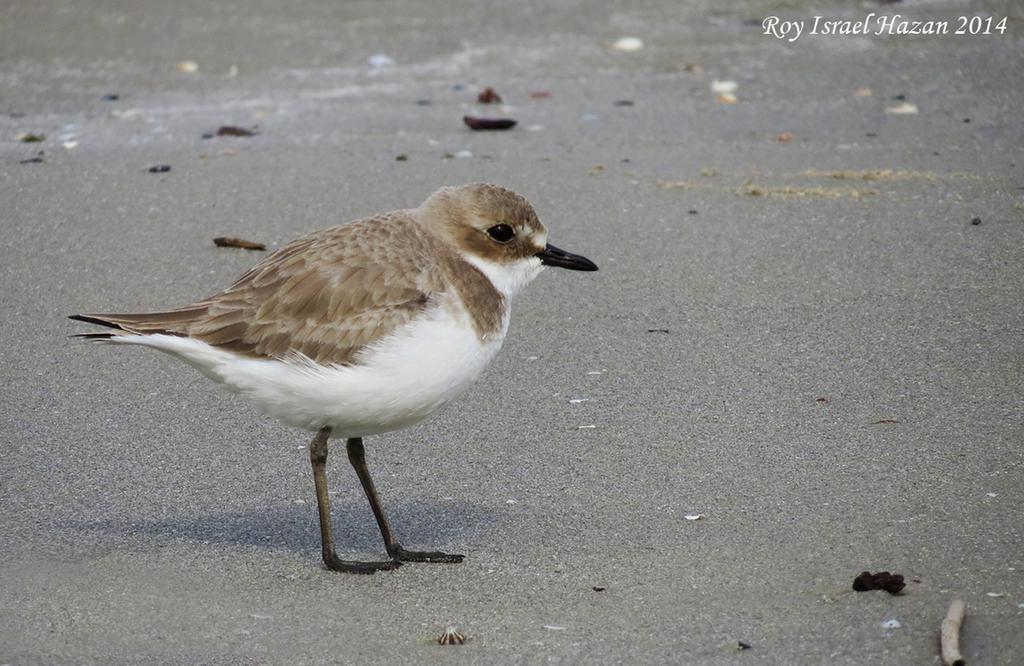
940 599 966 666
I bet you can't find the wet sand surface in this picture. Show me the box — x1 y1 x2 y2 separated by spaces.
2 1 1022 663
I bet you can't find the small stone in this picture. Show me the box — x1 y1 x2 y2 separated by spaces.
216 125 258 137
477 87 502 104
853 571 905 594
463 116 516 131
971 217 982 225
148 164 171 173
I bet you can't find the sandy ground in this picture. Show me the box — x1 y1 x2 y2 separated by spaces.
2 0 1022 663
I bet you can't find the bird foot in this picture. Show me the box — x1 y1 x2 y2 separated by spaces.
322 551 402 574
390 545 464 564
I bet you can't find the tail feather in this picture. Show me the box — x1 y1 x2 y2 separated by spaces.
68 307 210 337
71 330 120 340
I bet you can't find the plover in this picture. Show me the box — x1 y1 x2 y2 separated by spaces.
71 183 597 574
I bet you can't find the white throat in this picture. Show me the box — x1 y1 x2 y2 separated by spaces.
462 254 545 299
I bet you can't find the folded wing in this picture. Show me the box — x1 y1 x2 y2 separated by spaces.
71 213 447 366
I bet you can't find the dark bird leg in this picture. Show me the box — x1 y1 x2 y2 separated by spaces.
346 437 464 564
308 427 398 573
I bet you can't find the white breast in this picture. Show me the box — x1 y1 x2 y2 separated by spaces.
112 302 509 436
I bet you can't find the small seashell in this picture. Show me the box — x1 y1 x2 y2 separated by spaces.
885 102 918 115
612 37 643 52
178 61 199 74
438 627 465 645
711 80 738 94
368 54 395 67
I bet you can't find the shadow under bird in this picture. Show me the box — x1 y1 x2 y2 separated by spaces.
70 183 597 573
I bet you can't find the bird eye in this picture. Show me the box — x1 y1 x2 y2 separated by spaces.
486 224 516 243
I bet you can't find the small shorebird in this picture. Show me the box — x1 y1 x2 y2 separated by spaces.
71 183 597 573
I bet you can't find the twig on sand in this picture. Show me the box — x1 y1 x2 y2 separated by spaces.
940 599 966 666
213 236 266 251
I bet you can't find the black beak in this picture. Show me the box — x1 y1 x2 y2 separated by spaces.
536 243 598 271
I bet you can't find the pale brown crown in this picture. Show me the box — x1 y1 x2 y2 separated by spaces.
415 183 548 264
